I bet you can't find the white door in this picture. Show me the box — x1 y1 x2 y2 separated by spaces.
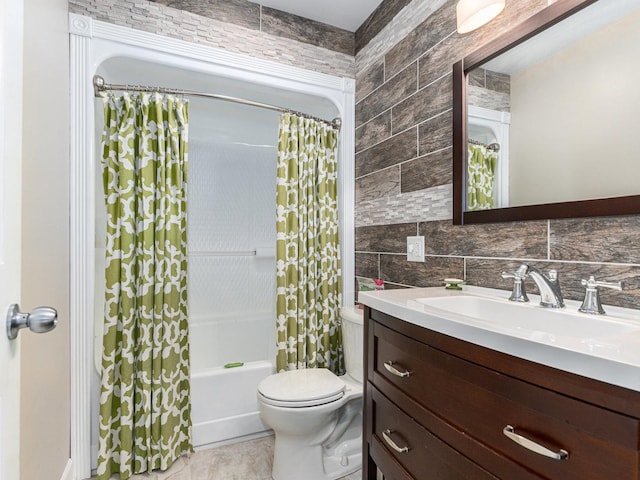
0 0 24 478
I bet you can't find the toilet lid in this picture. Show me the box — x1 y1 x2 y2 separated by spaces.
258 369 345 407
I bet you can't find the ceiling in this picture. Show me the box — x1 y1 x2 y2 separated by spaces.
247 0 385 32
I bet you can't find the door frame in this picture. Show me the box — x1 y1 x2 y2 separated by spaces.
0 0 23 477
69 14 355 479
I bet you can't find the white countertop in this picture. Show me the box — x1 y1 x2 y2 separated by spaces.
359 286 640 392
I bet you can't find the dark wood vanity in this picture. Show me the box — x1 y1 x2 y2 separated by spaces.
362 306 640 480
363 0 640 474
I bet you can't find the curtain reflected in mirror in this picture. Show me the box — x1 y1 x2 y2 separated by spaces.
467 142 498 211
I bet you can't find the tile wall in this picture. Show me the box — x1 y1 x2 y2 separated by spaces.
355 0 640 309
146 0 355 55
355 0 412 53
68 0 355 78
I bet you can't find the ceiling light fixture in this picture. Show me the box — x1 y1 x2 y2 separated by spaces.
456 0 506 34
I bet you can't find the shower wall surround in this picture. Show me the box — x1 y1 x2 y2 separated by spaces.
355 0 640 309
68 0 355 77
188 141 277 371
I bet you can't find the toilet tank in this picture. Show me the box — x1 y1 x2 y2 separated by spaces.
340 306 364 384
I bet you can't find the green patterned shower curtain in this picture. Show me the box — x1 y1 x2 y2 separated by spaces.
275 113 343 374
97 92 192 480
467 143 498 211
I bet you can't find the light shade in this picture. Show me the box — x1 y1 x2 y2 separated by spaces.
456 0 506 34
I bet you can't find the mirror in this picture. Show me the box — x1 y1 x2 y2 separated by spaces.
453 0 640 224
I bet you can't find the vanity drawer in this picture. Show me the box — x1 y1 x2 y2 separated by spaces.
371 321 640 480
369 384 498 480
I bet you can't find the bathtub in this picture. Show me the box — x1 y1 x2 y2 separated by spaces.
188 310 276 448
191 360 274 448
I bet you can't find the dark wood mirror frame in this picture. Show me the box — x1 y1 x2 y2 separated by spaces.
452 0 640 224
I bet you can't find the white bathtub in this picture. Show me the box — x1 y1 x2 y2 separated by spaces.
191 360 274 448
188 311 276 448
188 309 276 372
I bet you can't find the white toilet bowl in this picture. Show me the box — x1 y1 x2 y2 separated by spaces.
257 306 364 480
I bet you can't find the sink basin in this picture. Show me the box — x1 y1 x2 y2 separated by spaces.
359 286 640 391
417 295 640 340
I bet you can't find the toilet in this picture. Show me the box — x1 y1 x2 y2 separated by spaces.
258 306 364 480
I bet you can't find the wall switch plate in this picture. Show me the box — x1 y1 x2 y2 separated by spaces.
407 236 425 262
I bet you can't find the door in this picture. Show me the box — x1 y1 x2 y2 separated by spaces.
0 0 24 478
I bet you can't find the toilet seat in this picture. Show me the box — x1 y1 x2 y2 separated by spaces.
258 369 346 408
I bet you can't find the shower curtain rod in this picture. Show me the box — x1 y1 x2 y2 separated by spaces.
93 75 342 131
468 138 500 152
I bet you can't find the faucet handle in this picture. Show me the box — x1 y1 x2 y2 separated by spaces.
501 265 529 280
579 276 623 314
501 266 529 303
581 276 622 291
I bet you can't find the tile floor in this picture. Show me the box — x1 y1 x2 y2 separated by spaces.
95 435 362 480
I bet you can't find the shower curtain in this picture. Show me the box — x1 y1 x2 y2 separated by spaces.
467 143 498 211
97 92 192 480
275 113 344 374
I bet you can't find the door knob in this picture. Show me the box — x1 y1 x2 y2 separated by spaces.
6 304 58 340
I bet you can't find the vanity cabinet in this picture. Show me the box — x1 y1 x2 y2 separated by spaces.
363 306 640 480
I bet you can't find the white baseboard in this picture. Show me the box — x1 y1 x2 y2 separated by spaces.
60 459 74 480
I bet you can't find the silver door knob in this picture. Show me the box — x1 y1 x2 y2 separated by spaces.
6 304 57 340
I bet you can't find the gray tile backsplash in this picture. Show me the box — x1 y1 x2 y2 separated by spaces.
550 216 640 264
381 255 464 288
418 220 547 258
356 223 417 253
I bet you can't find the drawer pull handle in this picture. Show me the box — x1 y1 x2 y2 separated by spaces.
503 425 569 461
384 361 411 378
382 429 409 454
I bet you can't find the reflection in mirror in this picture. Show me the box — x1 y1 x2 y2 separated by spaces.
467 105 509 210
453 0 640 224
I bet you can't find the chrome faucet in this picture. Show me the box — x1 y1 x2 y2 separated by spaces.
578 276 622 314
522 265 564 308
501 265 529 303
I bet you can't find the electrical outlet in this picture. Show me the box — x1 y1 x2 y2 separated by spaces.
407 236 425 262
